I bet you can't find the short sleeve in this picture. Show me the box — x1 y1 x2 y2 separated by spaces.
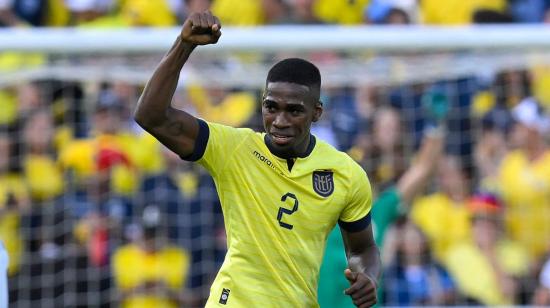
338 163 373 232
189 120 251 177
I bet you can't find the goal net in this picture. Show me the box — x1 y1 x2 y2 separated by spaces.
1 25 549 307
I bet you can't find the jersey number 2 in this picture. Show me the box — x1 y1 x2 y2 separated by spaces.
277 193 299 230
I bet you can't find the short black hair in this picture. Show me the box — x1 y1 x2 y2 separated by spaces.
266 58 321 100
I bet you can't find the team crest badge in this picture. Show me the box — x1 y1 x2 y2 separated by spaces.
312 170 334 197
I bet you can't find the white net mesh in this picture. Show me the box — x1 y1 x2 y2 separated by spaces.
1 27 550 307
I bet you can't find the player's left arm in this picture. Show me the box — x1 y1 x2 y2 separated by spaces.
341 224 381 308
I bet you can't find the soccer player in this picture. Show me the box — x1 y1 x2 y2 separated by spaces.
134 11 380 307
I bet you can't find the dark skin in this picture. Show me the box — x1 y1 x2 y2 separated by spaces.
262 82 322 158
134 11 380 307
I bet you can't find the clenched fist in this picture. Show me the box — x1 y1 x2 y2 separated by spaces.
344 268 378 307
181 11 222 46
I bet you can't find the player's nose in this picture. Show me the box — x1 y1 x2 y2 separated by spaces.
272 112 291 128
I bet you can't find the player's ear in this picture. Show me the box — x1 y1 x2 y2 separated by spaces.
312 101 323 122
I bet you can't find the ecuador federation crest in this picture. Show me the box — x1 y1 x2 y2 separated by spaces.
312 170 334 197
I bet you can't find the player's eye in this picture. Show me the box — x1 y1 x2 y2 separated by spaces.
289 107 305 116
263 101 277 113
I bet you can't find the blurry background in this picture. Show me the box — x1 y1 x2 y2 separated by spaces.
1 0 550 307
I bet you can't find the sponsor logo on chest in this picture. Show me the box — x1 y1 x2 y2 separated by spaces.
253 150 277 170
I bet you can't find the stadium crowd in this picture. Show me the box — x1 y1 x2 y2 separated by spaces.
1 0 550 307
2 0 550 27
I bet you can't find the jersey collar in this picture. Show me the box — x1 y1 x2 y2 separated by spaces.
264 134 316 159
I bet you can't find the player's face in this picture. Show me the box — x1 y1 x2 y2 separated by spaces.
262 82 322 157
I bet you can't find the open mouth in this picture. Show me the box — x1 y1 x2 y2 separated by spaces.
270 133 293 145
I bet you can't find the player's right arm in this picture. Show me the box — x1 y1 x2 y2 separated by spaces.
396 126 444 203
134 11 221 158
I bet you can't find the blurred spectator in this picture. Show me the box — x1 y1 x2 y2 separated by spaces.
47 81 87 141
0 82 44 130
425 79 476 160
365 107 407 190
420 0 507 24
187 85 257 128
139 147 186 244
319 126 444 307
533 257 550 305
411 155 472 261
0 132 28 210
445 192 529 305
531 65 550 110
60 100 138 267
185 169 225 304
64 0 113 24
112 204 191 308
472 8 514 23
261 0 291 24
21 109 64 202
508 0 550 23
473 69 532 116
182 0 211 19
60 97 164 196
387 84 429 151
68 142 134 267
0 132 28 276
495 70 532 109
498 97 550 260
97 82 141 133
16 82 44 116
287 0 322 24
212 0 264 26
117 0 178 27
0 0 48 26
135 131 223 304
366 1 412 24
326 87 360 151
19 195 90 306
474 106 513 191
382 218 456 305
374 126 445 246
313 0 369 24
77 0 178 27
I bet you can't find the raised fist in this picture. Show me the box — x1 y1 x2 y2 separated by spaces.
181 11 222 46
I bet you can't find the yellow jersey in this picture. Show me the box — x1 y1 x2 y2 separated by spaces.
498 149 550 259
445 239 529 305
420 0 506 24
112 244 190 308
188 120 373 307
411 193 471 261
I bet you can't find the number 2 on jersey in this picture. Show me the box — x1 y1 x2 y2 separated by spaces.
277 193 299 230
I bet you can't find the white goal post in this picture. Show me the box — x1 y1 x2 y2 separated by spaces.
1 25 550 53
1 25 550 88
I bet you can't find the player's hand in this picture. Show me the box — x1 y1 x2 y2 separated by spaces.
344 268 377 307
181 11 221 46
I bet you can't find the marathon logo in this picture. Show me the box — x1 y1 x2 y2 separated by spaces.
253 150 276 170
